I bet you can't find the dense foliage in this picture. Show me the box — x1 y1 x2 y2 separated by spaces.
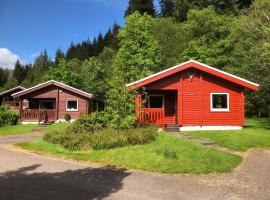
1 0 269 116
89 127 158 150
44 114 158 151
0 107 19 127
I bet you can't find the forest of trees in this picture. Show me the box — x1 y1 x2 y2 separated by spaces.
0 0 269 117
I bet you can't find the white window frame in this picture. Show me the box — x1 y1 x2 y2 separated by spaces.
210 93 230 112
66 99 79 112
148 95 164 108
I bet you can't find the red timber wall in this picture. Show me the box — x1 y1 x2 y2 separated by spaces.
21 85 90 120
143 67 245 126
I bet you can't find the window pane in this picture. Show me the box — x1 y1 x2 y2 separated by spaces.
67 100 78 110
212 94 228 109
149 96 163 108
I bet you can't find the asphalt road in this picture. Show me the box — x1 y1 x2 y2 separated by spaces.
0 133 269 200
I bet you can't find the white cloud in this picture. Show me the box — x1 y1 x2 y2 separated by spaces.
0 48 22 69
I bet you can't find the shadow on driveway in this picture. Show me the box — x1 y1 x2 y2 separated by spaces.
0 164 130 200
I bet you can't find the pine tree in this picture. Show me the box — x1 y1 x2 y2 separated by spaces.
0 68 9 87
13 60 26 84
55 48 65 66
125 0 156 17
160 0 175 17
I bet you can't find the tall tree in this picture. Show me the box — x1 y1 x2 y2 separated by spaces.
152 18 188 69
0 68 9 87
46 59 81 88
107 12 161 118
173 0 207 22
179 7 233 68
13 60 27 84
54 48 65 66
159 0 175 17
125 0 156 17
31 50 52 84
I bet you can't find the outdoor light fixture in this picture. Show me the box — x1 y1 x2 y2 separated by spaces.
188 72 195 82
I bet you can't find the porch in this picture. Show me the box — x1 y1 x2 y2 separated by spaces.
136 90 177 126
20 98 57 122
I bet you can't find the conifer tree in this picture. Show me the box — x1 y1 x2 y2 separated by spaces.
55 48 65 66
125 0 156 17
0 68 9 87
160 0 175 17
13 60 27 84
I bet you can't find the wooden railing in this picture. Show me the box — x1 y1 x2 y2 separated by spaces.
136 108 165 125
21 109 56 122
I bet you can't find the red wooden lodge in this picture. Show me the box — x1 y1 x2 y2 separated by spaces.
12 80 102 124
127 60 259 131
0 86 26 108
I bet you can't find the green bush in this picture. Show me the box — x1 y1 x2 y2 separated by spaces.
89 126 158 150
66 112 108 135
127 126 157 145
66 111 137 136
89 129 129 150
0 110 19 127
44 130 91 151
64 113 71 122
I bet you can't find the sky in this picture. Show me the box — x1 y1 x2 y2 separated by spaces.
0 0 157 69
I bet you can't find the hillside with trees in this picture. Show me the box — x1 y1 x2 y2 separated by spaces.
0 0 269 117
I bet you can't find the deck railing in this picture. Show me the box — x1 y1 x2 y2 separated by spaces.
136 108 165 125
21 109 56 122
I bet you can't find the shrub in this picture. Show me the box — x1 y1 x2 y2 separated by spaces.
0 110 19 127
44 130 91 151
89 129 129 150
66 111 137 136
127 126 157 145
66 112 108 135
89 126 158 150
64 113 71 122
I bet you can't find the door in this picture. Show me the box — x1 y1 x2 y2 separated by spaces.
164 91 177 124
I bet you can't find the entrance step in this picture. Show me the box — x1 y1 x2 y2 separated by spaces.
165 124 180 132
39 121 55 127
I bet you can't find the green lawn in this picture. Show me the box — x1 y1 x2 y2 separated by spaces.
185 118 270 151
43 122 71 134
0 124 37 136
17 132 242 174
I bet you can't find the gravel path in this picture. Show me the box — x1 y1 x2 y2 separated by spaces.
0 133 269 200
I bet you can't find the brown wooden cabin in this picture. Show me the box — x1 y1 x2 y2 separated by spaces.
12 80 103 123
0 86 26 108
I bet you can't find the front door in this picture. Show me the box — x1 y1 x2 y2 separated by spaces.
164 91 176 124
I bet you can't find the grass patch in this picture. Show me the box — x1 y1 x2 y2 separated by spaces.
0 124 37 136
43 122 71 134
17 132 242 174
185 118 270 151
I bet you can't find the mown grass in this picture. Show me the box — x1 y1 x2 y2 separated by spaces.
17 132 242 174
185 118 270 151
0 124 37 136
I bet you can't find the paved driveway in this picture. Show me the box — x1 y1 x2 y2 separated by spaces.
0 133 269 200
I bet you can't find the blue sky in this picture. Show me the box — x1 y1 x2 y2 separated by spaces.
0 0 158 68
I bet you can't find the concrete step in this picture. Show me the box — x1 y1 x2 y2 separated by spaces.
165 124 180 132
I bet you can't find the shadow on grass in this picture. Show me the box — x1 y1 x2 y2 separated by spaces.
0 164 130 200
